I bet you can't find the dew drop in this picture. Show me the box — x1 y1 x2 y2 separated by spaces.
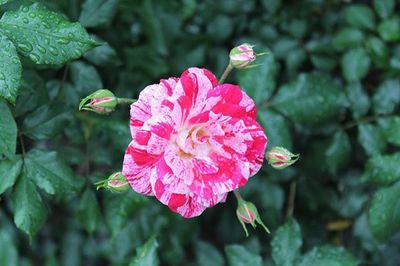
17 42 33 53
22 17 29 24
29 53 41 62
0 73 5 80
37 44 46 54
57 38 70 45
49 46 59 56
21 6 29 12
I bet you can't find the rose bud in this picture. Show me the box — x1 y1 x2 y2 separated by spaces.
229 43 256 69
236 199 270 237
79 89 118 114
266 147 299 170
95 172 129 193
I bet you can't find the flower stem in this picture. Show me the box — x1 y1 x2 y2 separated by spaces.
218 64 234 84
117 98 136 104
342 114 390 130
233 190 242 201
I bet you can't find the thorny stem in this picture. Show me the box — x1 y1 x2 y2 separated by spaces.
233 190 242 201
286 181 297 218
218 64 234 84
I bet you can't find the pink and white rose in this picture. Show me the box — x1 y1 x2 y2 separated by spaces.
122 67 267 218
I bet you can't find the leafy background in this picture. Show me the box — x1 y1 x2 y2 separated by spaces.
0 0 400 265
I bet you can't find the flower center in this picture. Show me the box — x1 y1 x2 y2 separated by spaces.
175 124 212 159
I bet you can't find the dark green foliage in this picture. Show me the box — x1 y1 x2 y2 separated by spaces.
0 0 399 265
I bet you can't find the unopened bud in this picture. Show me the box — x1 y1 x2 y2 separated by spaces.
79 89 118 114
236 199 270 237
95 172 129 193
266 147 299 170
229 43 256 69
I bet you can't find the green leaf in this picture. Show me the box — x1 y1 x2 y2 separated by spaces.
195 241 224 266
22 104 72 140
139 0 167 55
373 0 395 19
0 229 18 266
273 73 346 124
25 149 82 196
0 33 21 104
70 61 103 95
341 48 371 82
79 0 120 28
372 79 400 115
310 54 337 71
332 28 364 51
344 5 375 30
358 124 386 157
258 109 292 150
382 116 400 145
0 3 98 65
0 0 13 5
238 53 278 106
130 236 159 266
325 131 351 175
368 181 400 241
0 100 17 157
378 16 400 42
299 245 358 266
0 155 22 195
225 245 262 266
12 173 47 238
345 82 370 119
365 37 389 65
271 218 302 266
78 188 101 234
261 0 281 14
84 39 120 66
362 152 400 185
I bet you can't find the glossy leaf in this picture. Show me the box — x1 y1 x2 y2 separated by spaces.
332 28 364 51
195 241 224 266
0 33 21 104
22 104 73 140
78 188 101 234
225 245 262 266
0 155 22 195
358 124 386 157
0 3 98 64
368 181 400 241
299 245 359 266
362 152 400 185
25 149 82 196
258 108 292 150
383 116 400 145
373 0 395 19
378 16 400 42
341 48 371 82
238 54 278 106
344 5 375 30
0 100 17 158
345 82 370 119
271 218 302 266
372 79 400 115
12 173 47 238
79 0 120 28
325 131 351 175
130 236 159 266
273 73 346 124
